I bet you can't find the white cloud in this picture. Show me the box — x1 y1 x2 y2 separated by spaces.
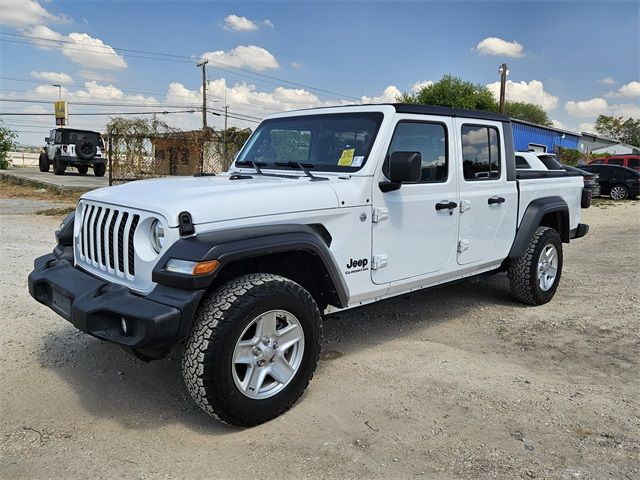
77 70 118 83
564 97 608 117
30 70 74 84
551 119 569 130
23 26 127 70
224 14 258 31
0 0 65 27
487 79 558 110
202 45 279 71
291 62 303 70
608 81 640 98
411 80 433 93
578 122 596 133
360 85 402 104
565 97 640 120
475 37 524 58
599 77 617 85
263 19 274 28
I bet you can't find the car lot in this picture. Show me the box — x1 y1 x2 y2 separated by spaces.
0 192 638 479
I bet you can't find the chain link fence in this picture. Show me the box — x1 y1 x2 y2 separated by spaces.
107 128 251 186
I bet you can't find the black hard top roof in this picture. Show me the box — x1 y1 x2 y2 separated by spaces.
388 103 511 122
54 127 101 134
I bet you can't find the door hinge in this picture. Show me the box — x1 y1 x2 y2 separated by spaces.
457 240 469 253
372 207 389 224
372 254 388 270
459 200 471 213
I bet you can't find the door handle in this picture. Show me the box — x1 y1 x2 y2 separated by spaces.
435 201 458 210
488 196 505 205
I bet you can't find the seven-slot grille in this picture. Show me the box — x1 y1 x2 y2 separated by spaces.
78 202 140 277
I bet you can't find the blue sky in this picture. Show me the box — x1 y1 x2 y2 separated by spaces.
1 0 638 145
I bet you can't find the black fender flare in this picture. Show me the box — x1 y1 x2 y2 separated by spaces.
152 224 349 308
509 196 569 258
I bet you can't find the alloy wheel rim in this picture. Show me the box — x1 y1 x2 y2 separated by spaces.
231 309 305 400
611 186 626 200
537 244 558 291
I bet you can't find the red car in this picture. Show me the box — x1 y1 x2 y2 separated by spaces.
589 154 640 172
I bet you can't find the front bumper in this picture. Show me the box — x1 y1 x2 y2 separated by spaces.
28 254 204 354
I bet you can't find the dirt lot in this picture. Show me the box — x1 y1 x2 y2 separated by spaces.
1 193 638 480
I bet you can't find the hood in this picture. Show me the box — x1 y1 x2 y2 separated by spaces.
83 174 341 227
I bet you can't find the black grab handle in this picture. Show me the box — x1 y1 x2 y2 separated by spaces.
488 196 505 205
435 201 458 210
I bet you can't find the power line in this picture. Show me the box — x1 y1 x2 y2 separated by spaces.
0 97 203 109
1 31 361 101
0 110 198 116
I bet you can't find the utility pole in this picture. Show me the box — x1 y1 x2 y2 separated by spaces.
52 84 62 100
197 59 208 130
498 63 509 114
223 87 228 164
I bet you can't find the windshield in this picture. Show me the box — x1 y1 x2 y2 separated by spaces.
236 112 384 172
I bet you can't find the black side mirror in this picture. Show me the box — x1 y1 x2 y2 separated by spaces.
380 151 422 192
45 137 50 143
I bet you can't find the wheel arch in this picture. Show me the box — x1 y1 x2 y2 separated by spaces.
153 223 349 312
509 196 570 258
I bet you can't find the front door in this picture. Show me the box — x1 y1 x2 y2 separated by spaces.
455 119 518 265
371 116 459 285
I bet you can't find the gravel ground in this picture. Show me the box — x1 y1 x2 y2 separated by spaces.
0 197 638 479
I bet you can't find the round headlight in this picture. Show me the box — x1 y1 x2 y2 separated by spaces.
150 219 165 253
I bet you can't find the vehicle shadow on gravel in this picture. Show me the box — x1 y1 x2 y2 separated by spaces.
35 273 517 433
37 330 233 434
322 273 518 352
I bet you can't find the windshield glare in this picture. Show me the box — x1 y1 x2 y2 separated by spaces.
236 112 384 172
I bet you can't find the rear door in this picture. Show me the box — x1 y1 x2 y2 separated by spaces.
455 119 518 265
371 115 459 284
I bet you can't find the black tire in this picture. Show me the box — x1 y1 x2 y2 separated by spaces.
182 273 322 427
77 165 89 175
609 184 628 201
93 163 106 177
38 153 50 172
53 154 66 175
508 226 563 306
76 141 97 160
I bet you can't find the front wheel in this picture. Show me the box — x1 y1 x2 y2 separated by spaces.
609 184 628 201
508 226 563 305
182 274 322 427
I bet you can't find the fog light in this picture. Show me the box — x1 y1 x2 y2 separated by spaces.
121 317 129 336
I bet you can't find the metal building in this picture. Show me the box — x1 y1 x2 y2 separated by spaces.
512 120 579 153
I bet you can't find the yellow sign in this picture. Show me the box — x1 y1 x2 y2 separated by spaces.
338 148 355 166
54 100 68 126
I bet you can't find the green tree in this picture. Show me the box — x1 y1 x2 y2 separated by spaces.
503 101 551 126
399 74 552 126
398 74 496 111
594 115 640 146
0 120 18 169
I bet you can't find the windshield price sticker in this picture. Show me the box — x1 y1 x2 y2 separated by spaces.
338 148 355 166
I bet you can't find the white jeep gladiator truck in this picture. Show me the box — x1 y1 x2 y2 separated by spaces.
29 104 589 426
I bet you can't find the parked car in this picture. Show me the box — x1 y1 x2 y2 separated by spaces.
28 104 589 426
39 128 106 176
581 164 640 200
589 154 640 172
515 151 548 170
563 164 601 197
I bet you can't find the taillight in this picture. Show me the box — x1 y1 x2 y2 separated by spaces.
584 175 594 182
62 144 68 152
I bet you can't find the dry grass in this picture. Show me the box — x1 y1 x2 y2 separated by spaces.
0 180 82 204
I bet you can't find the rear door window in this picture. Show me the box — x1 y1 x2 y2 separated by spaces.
461 125 500 181
628 158 639 169
608 158 624 166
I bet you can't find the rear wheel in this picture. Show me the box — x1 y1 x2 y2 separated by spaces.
93 163 106 177
77 165 88 175
38 153 50 172
53 154 65 175
609 184 628 201
508 226 563 305
182 273 322 427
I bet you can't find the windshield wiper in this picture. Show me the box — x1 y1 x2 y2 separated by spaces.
235 160 267 175
274 161 329 181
